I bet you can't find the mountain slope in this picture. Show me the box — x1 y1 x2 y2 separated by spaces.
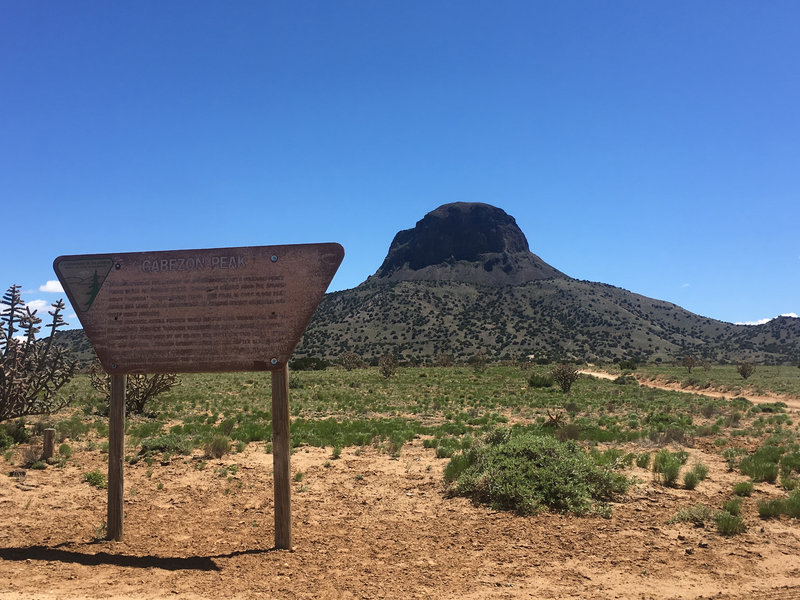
295 279 798 364
294 202 798 364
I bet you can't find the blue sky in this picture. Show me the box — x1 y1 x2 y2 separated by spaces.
1 1 798 328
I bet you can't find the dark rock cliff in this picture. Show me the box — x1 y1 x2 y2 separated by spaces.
368 202 567 285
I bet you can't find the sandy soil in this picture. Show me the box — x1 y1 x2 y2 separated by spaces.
3 430 800 600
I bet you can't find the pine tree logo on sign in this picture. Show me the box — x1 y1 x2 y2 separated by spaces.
54 258 114 312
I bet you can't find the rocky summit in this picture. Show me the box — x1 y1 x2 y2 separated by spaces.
367 202 567 285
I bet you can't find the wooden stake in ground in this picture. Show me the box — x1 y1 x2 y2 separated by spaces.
42 428 55 461
271 363 292 549
107 374 126 541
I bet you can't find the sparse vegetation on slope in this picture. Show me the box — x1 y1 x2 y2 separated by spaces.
294 280 799 365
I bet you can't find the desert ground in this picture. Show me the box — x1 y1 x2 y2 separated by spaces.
3 374 800 599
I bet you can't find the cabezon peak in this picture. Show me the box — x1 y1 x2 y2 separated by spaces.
368 202 567 286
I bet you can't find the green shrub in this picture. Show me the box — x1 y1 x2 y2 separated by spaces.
590 448 624 467
2 420 30 445
205 435 230 459
653 449 682 487
668 503 716 525
555 423 580 441
58 443 72 458
0 428 12 451
739 445 783 483
435 444 456 459
230 421 270 443
755 402 787 414
785 489 800 518
139 434 193 457
740 456 780 483
722 447 745 471
218 419 236 437
701 403 716 419
484 427 511 446
780 452 800 476
752 445 783 463
715 511 746 536
444 431 628 516
527 373 553 389
612 375 637 386
732 481 754 497
443 450 474 483
691 463 709 481
635 452 651 469
84 470 107 489
757 498 785 519
722 497 742 516
683 470 700 490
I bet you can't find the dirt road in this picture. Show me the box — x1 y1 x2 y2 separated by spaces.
579 370 800 411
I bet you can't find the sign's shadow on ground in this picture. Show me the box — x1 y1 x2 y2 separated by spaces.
0 543 280 571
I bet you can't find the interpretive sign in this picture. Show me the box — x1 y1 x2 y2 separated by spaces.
54 242 343 547
53 243 344 374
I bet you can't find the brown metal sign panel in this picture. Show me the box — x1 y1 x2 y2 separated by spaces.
53 243 344 374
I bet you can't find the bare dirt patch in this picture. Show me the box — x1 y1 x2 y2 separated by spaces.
3 438 800 599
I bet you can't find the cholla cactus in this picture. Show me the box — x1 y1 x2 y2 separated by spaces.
378 351 397 378
338 351 363 371
549 363 579 393
89 360 179 415
0 285 76 421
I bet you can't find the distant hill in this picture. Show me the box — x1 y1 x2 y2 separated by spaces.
51 328 96 369
294 202 799 364
295 279 797 364
54 202 800 366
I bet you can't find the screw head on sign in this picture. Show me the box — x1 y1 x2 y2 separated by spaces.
271 358 278 365
271 255 278 262
115 263 121 269
111 363 117 369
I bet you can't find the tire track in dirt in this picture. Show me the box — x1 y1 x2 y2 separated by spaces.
580 370 800 411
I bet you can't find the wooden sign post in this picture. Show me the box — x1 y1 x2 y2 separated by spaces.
271 364 291 549
55 243 343 548
108 374 126 542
